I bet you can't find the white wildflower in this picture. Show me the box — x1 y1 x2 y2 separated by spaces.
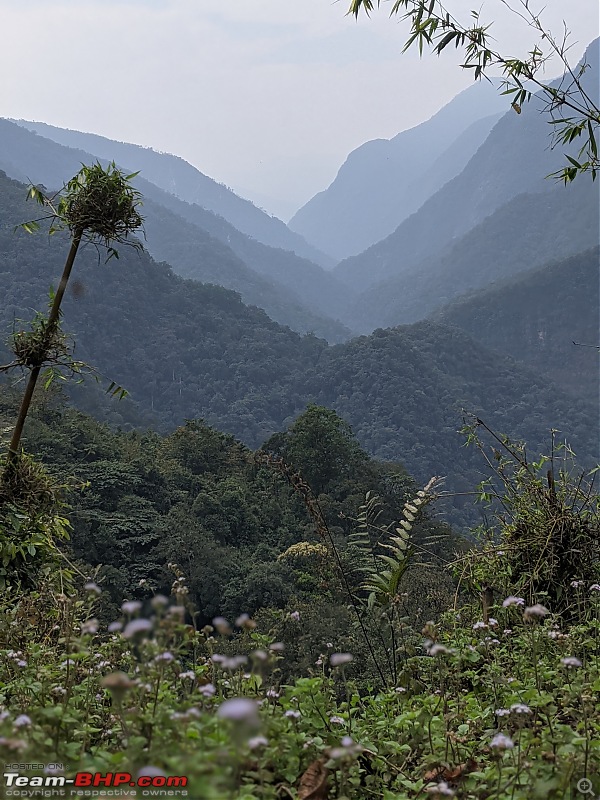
121 600 142 615
216 697 259 724
154 651 175 663
81 618 99 635
330 653 353 667
502 596 525 608
490 732 514 750
426 781 455 796
122 618 152 639
248 735 268 750
212 616 232 636
523 604 550 621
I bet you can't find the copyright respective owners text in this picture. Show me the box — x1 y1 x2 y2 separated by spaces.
3 767 189 797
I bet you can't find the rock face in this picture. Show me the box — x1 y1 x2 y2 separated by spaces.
289 81 506 260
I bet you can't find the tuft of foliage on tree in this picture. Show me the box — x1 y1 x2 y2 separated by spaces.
0 164 143 590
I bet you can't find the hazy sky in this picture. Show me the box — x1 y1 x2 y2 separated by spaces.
1 0 597 219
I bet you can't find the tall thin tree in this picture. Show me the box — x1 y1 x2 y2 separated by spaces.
4 162 143 469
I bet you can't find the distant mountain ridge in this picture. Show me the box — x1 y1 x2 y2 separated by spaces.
332 39 599 296
324 40 600 342
0 118 353 342
289 81 506 260
332 99 568 293
13 119 333 268
134 175 355 323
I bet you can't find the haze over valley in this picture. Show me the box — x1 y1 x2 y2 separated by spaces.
1 40 597 492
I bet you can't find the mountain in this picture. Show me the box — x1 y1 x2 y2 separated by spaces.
343 176 599 330
305 320 598 527
134 175 356 323
289 81 506 260
0 118 352 342
139 197 352 342
332 39 599 294
1 170 597 532
433 247 600 404
14 119 332 268
0 169 324 443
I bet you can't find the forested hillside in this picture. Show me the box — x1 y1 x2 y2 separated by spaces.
344 178 599 331
15 119 331 266
434 248 600 403
0 120 351 342
135 196 352 342
1 169 597 533
135 175 356 325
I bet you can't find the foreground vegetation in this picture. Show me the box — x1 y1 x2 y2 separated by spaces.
0 556 598 798
0 390 598 797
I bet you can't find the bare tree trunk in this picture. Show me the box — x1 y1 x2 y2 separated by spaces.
6 230 83 466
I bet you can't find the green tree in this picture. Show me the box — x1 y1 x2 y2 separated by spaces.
348 0 599 182
0 164 143 589
264 404 370 496
3 162 143 467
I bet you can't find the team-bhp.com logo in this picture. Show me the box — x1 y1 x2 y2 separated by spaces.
4 772 188 796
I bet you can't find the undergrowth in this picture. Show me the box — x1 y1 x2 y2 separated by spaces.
0 565 598 798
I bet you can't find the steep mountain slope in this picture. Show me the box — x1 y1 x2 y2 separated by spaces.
135 175 355 322
0 169 326 444
1 171 596 532
333 103 564 292
333 39 598 293
140 198 351 342
344 176 599 330
15 119 332 267
0 119 351 341
433 248 600 403
289 81 506 260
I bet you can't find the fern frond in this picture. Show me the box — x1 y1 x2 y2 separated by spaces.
348 491 385 585
358 477 441 609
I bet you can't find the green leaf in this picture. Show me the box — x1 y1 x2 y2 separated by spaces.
435 31 458 53
17 221 40 235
